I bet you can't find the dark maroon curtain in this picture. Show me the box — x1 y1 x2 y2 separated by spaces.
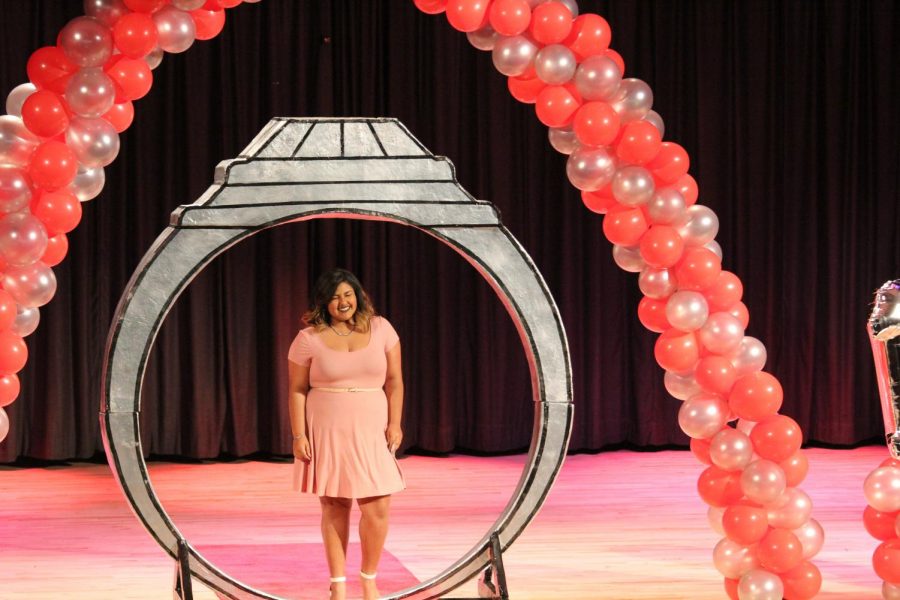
0 0 897 462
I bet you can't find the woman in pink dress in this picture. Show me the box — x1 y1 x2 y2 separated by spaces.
288 268 405 600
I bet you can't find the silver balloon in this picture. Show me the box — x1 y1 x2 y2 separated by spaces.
666 290 709 332
647 188 686 224
5 83 36 118
611 78 654 122
70 163 105 202
611 165 655 206
492 35 539 77
611 245 645 273
676 204 720 246
709 428 753 472
767 487 812 530
0 166 33 213
705 239 723 260
573 55 621 102
66 118 120 168
0 212 49 268
0 407 7 444
565 146 617 191
741 459 786 504
467 25 499 51
58 16 113 68
145 47 165 70
536 0 579 17
639 267 676 299
0 116 40 168
84 0 128 27
727 336 768 376
548 126 578 155
713 538 759 579
172 0 206 9
885 581 900 600
642 109 665 138
737 569 784 600
65 68 116 119
868 280 900 457
3 262 57 308
154 7 197 54
534 44 577 85
664 370 701 401
11 305 39 338
678 393 728 439
864 466 900 512
708 505 726 535
699 312 745 354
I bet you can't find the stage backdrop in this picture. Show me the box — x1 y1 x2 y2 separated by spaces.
0 1 897 462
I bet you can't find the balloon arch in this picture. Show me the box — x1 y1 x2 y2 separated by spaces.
3 0 898 598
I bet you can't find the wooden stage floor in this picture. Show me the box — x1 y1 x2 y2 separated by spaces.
0 447 889 599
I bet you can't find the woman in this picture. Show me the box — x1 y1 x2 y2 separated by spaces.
288 268 405 600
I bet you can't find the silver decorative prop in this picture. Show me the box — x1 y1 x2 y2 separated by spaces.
869 279 900 458
100 118 573 599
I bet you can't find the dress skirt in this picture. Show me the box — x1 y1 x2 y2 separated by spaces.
293 388 405 499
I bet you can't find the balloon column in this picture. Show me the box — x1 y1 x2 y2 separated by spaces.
0 0 254 445
864 280 900 598
414 0 823 597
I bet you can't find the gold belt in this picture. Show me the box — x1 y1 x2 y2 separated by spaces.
314 387 381 393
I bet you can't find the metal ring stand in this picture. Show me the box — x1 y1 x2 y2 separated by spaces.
100 118 574 599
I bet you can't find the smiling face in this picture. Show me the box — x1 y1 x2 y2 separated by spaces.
327 281 357 324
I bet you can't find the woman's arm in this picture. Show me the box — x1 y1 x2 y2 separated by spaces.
288 360 312 461
384 342 404 453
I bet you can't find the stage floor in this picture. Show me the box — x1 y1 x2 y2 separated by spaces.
0 447 888 599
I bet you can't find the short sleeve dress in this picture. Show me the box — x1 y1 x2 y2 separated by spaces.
287 315 406 498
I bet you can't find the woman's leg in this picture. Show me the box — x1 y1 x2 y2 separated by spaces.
357 495 391 600
320 496 352 599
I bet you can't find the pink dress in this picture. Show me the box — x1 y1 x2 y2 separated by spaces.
288 315 406 498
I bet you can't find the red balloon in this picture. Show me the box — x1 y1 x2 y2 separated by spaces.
42 233 69 267
882 457 900 468
123 0 168 12
727 301 750 329
563 13 611 60
529 1 573 44
722 503 769 545
0 331 27 374
572 102 620 147
445 0 490 32
191 8 227 41
213 0 242 7
637 296 669 333
648 141 690 184
758 528 803 573
875 538 900 584
750 415 802 463
676 173 698 206
33 189 82 235
615 120 662 165
535 85 581 128
21 90 70 139
782 560 822 600
105 55 153 102
729 372 784 422
695 356 737 396
112 12 159 58
581 187 617 215
674 247 721 290
704 270 743 311
864 506 899 541
697 465 743 507
507 75 545 104
413 0 448 14
27 47 77 94
690 436 712 465
654 328 699 373
102 101 135 133
28 141 78 191
0 290 15 331
602 205 647 246
780 451 809 487
723 578 739 600
639 225 685 268
604 48 625 74
488 0 530 36
0 373 20 407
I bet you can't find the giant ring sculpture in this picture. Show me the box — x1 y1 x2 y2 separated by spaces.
100 117 574 599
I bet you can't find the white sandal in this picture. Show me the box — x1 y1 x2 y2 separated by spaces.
360 570 377 581
328 575 346 598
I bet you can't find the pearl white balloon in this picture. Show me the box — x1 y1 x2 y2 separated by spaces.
83 0 128 27
548 127 578 155
566 146 617 191
642 109 665 138
727 336 768 376
11 305 39 338
884 581 900 600
0 212 49 267
534 44 577 85
646 188 686 224
574 55 621 102
65 68 116 119
767 487 813 529
0 116 40 167
611 78 653 122
6 83 36 118
70 164 105 202
738 569 784 600
664 370 702 401
710 428 753 471
865 466 900 512
145 47 164 70
639 267 677 299
705 239 723 260
736 418 757 434
3 262 57 308
0 166 33 213
0 407 8 443
467 25 499 51
713 538 759 579
154 6 197 54
172 0 206 9
666 290 709 332
611 245 645 273
612 166 655 206
58 16 113 68
66 118 120 167
741 459 787 504
676 204 720 246
793 518 825 560
678 393 728 439
708 505 726 535
492 35 538 77
698 312 745 354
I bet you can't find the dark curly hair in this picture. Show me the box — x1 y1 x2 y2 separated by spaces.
302 268 375 332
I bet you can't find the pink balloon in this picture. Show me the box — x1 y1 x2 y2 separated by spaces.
766 487 813 529
678 393 729 439
709 427 753 472
793 518 824 560
713 537 759 579
698 312 745 355
737 568 784 600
